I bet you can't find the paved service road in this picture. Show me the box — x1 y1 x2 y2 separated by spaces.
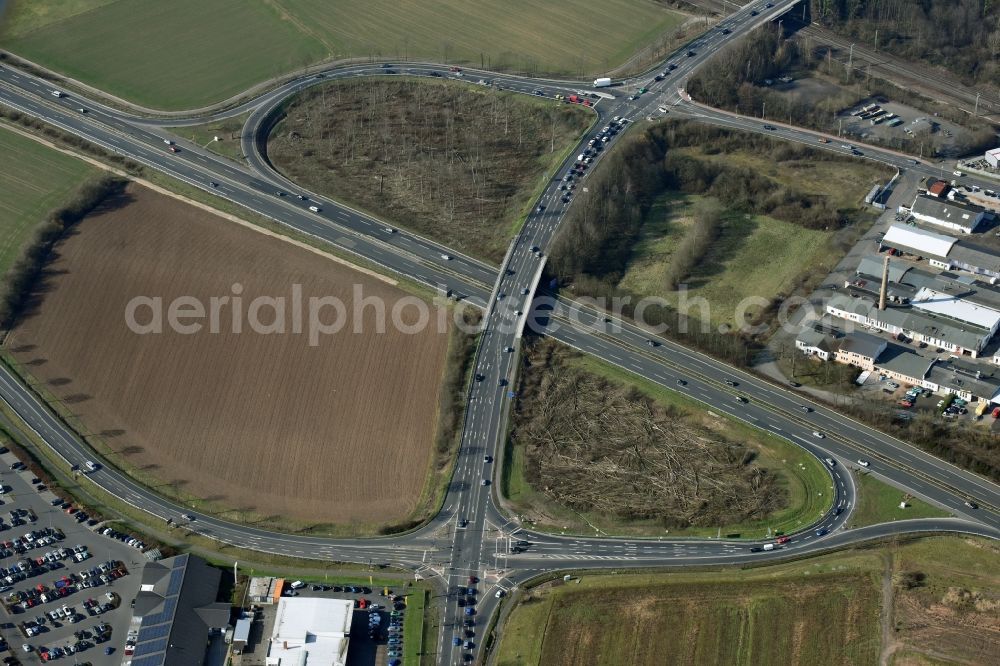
1 0 999 663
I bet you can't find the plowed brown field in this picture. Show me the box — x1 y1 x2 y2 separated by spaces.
7 185 451 528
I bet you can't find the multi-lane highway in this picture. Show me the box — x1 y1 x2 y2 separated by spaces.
1 0 999 662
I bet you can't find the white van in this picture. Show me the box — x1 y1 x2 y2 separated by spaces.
51 90 64 98
308 205 320 213
289 580 306 590
762 543 775 551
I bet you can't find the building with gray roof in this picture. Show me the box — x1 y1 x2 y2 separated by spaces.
826 292 992 357
128 554 230 666
875 346 936 387
910 194 986 234
926 357 1000 402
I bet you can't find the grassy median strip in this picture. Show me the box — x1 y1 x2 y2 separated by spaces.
403 587 427 665
847 473 950 529
165 112 252 162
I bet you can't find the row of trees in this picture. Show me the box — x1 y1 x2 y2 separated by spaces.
687 24 997 158
809 0 1000 88
0 176 125 329
663 199 724 289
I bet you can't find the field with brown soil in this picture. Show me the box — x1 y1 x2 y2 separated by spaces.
267 78 591 261
5 184 451 530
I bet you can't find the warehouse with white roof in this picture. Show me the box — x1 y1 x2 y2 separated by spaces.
986 147 1000 169
880 224 1000 279
881 224 957 261
911 287 1000 336
267 597 354 666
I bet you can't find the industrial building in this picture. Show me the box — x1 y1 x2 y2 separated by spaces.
795 321 1000 404
825 292 993 358
266 597 355 666
926 357 1000 403
852 257 1000 316
986 147 1000 169
125 554 230 666
910 194 986 234
879 224 1000 280
795 322 842 361
833 331 887 370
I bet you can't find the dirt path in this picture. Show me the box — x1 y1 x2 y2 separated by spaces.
879 553 899 666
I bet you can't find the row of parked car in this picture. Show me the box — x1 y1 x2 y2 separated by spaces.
6 559 125 613
97 526 146 551
47 497 97 527
22 622 112 661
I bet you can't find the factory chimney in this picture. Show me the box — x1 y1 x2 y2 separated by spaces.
879 255 890 311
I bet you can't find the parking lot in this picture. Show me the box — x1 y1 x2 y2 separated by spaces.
0 449 146 666
236 582 415 666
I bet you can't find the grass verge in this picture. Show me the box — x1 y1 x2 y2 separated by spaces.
165 112 251 161
403 587 427 665
848 473 950 529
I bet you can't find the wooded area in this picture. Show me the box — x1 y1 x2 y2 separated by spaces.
511 340 785 527
688 24 996 156
809 0 1000 88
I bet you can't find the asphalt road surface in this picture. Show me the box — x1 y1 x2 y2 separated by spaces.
1 0 999 663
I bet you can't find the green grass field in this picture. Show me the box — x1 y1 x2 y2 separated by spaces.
496 552 883 666
619 194 834 326
505 345 832 539
0 0 328 110
495 536 1000 666
1 0 687 109
615 143 888 326
0 126 96 277
848 473 950 529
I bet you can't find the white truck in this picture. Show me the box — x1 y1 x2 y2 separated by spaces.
593 77 612 88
